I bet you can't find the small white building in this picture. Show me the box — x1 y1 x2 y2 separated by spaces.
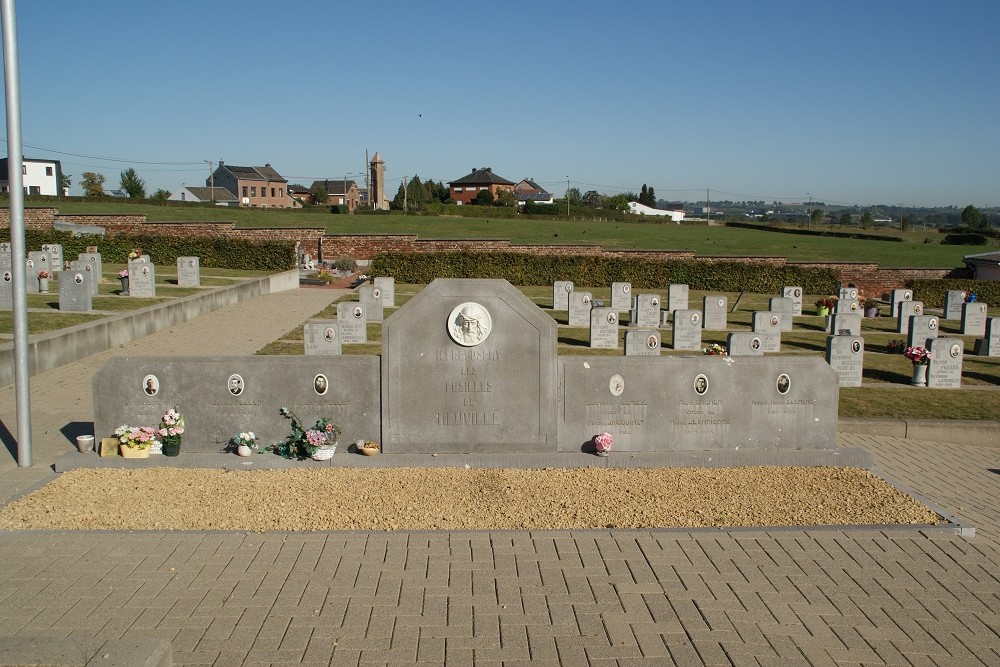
627 201 685 222
963 251 1000 281
0 157 64 196
169 186 239 206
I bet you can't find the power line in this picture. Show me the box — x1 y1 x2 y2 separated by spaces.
0 137 203 165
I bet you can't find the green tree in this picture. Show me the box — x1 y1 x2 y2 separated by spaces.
150 188 171 201
493 189 516 207
810 208 823 226
407 176 427 210
475 188 494 206
639 184 649 206
119 168 146 198
839 212 852 226
859 210 874 229
390 183 406 210
605 194 629 212
60 173 71 195
566 187 581 206
80 171 105 197
961 204 984 230
900 216 911 232
647 186 656 207
581 190 604 208
312 185 329 204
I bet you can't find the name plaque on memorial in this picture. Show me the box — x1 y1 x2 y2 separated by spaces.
374 277 396 308
589 307 619 349
897 301 923 334
961 302 988 337
829 312 862 336
927 338 963 388
943 290 966 320
553 281 573 310
336 302 367 344
625 330 660 356
702 295 727 331
177 257 201 287
304 321 342 355
671 309 703 351
782 286 803 316
768 297 795 331
826 335 864 387
359 285 384 322
610 282 631 311
568 291 593 326
667 284 689 313
907 315 939 348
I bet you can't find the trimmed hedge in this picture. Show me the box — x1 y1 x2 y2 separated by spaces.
1 229 295 271
725 221 904 242
904 279 1000 309
941 233 989 246
371 251 840 293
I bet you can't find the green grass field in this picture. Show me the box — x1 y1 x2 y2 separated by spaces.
37 202 989 268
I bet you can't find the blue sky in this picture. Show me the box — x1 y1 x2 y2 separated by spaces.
5 1 998 207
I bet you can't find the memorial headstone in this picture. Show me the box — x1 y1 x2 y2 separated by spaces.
632 294 660 328
589 307 619 349
624 329 660 356
41 244 63 273
897 301 924 334
374 277 396 308
768 297 795 332
782 286 804 316
891 289 913 316
835 298 860 315
907 315 939 348
177 257 201 287
667 284 689 313
58 270 93 312
80 252 103 280
381 278 558 454
27 250 51 280
304 321 342 355
972 318 999 357
610 282 632 311
702 295 727 331
927 338 963 389
0 269 12 310
359 285 383 322
961 302 988 337
568 291 593 326
336 302 367 344
838 286 859 301
727 332 765 356
751 311 782 352
24 257 39 294
830 312 862 337
69 260 99 296
128 262 156 298
553 281 573 310
943 290 966 320
671 309 703 351
826 335 864 387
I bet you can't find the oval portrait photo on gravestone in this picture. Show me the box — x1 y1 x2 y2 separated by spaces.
313 374 328 395
143 375 159 396
950 344 961 358
693 374 708 395
353 306 363 319
751 337 761 351
691 313 700 325
3 272 10 282
74 273 84 284
770 315 779 327
930 319 938 330
607 312 617 325
777 373 791 394
915 304 922 314
324 327 336 342
646 335 658 349
228 374 244 396
609 374 625 397
448 302 492 347
623 284 631 294
852 340 861 353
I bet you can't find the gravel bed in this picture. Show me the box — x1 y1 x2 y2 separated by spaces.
0 466 941 532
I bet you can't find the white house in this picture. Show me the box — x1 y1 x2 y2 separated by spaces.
627 201 685 222
0 157 64 196
963 251 1000 281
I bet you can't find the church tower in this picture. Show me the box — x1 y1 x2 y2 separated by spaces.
369 152 387 210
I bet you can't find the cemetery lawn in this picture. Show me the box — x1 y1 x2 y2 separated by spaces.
258 283 1000 421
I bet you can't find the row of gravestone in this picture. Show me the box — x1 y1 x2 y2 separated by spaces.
303 277 395 354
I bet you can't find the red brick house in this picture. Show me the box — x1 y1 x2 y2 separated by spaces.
210 161 292 208
448 167 516 205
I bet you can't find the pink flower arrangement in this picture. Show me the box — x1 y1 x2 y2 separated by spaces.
594 432 614 454
158 408 185 446
37 270 51 280
904 346 931 365
114 424 158 449
118 269 129 278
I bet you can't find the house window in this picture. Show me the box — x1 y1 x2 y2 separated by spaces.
454 187 463 193
45 166 53 176
22 166 26 175
251 186 257 197
271 187 275 197
29 186 40 195
279 188 284 198
242 186 248 197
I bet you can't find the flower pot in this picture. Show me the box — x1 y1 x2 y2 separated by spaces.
38 278 49 293
119 276 129 295
76 435 95 453
120 443 150 458
360 446 380 456
816 306 830 317
311 444 337 461
911 363 928 387
596 450 609 457
864 306 879 318
162 441 181 457
237 444 253 457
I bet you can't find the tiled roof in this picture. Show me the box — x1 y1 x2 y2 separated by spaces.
187 186 237 201
449 167 516 187
964 251 1000 264
222 163 287 182
310 180 358 196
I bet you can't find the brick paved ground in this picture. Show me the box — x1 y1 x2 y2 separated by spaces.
1 288 999 666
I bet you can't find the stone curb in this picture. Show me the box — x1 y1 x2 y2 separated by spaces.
839 417 1000 448
0 637 171 667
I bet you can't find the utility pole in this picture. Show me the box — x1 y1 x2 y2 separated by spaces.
566 177 570 217
807 192 811 228
706 188 711 222
403 176 408 213
204 160 214 203
365 149 370 210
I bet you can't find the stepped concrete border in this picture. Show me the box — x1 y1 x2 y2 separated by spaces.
0 270 298 387
838 417 1000 448
0 636 172 667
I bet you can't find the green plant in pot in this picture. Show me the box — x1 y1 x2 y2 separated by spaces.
157 407 185 457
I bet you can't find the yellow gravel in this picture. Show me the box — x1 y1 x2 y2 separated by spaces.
0 466 941 532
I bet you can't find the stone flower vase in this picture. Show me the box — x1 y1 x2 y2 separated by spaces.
118 276 129 295
911 363 928 387
237 444 253 457
38 277 50 293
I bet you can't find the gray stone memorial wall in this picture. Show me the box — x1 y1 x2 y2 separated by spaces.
927 338 963 389
768 297 795 331
58 270 93 312
826 335 864 387
961 302 988 337
624 330 660 356
557 356 837 452
553 281 573 310
381 279 558 454
727 332 765 356
782 286 803 316
907 315 939 348
702 296 727 331
632 294 660 328
667 284 688 313
973 318 999 357
830 312 862 337
336 302 367 344
610 282 631 311
751 311 782 352
304 321 342 355
359 285 384 323
671 309 703 351
177 257 201 287
897 301 924 334
374 277 395 308
128 262 156 298
589 307 619 349
94 356 381 452
944 290 966 320
568 291 593 326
